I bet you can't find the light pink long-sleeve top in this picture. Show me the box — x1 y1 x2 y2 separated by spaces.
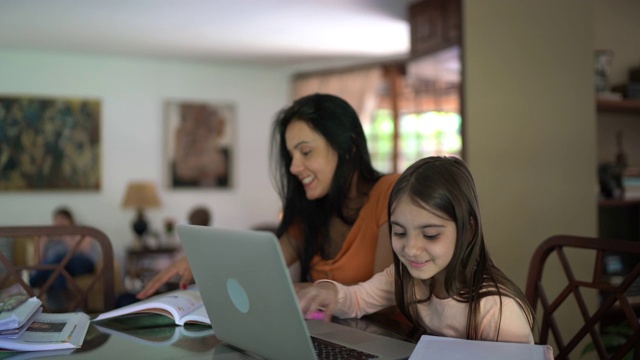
319 265 534 344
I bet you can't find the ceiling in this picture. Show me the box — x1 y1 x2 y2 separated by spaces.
0 0 418 71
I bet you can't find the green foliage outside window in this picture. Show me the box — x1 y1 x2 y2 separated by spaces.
364 109 462 173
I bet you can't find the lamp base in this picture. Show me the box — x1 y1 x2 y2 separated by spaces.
132 210 148 248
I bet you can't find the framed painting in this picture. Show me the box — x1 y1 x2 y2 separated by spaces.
0 95 101 191
165 101 234 189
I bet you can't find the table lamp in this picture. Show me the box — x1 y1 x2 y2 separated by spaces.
121 181 161 245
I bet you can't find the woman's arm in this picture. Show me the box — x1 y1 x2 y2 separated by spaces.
279 232 300 266
137 255 193 299
139 231 302 299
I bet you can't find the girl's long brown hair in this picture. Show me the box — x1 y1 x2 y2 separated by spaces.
390 156 534 340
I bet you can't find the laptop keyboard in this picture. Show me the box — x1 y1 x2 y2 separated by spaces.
312 336 379 359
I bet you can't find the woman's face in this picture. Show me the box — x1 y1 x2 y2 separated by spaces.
285 120 339 200
390 194 456 291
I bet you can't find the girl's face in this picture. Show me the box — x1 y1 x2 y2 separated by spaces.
285 120 339 200
390 194 456 289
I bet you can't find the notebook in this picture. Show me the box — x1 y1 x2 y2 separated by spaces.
178 224 416 360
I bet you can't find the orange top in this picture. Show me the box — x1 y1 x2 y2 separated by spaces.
288 174 399 284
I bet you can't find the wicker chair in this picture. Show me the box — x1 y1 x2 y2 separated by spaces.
525 235 640 360
0 226 115 313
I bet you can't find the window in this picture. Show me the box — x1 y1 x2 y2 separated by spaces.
364 61 462 173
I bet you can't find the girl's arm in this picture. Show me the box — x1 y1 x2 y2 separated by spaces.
480 296 534 344
301 265 396 320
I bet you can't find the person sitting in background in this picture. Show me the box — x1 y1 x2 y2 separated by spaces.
30 207 100 310
171 206 212 256
188 206 212 226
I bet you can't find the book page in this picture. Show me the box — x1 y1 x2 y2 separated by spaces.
93 289 204 324
409 335 552 360
177 305 211 326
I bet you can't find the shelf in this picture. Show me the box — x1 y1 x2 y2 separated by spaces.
597 99 640 114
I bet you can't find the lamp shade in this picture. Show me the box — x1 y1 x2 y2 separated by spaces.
121 181 161 209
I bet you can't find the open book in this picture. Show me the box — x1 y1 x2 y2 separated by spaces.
0 312 90 352
93 288 211 326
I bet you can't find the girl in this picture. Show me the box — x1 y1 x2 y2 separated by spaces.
298 156 535 343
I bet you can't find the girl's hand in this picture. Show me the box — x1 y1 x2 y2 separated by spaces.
136 256 193 299
296 282 339 321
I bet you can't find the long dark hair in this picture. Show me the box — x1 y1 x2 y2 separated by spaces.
270 93 381 281
389 156 534 340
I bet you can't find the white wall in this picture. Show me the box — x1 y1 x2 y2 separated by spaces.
464 0 596 352
0 49 289 261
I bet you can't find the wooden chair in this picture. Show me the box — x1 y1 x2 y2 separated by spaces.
0 226 115 313
525 235 640 360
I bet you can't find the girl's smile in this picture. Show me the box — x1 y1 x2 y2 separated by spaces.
407 259 431 269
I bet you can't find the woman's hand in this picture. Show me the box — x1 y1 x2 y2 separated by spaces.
296 281 339 321
136 256 193 299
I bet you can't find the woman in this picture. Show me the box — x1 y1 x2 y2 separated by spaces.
138 94 397 298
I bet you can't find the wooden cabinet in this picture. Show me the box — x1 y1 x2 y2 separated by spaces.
125 246 180 293
597 99 640 114
409 0 461 58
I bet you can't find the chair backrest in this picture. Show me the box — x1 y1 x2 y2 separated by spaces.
525 235 640 360
0 225 115 313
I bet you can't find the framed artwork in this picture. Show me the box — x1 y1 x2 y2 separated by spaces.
165 101 234 189
0 95 101 191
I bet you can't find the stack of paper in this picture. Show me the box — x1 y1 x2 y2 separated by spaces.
0 296 43 339
0 312 91 352
0 295 90 352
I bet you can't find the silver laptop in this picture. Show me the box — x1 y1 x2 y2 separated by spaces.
178 224 416 360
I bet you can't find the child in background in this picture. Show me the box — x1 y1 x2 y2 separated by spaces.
297 156 535 343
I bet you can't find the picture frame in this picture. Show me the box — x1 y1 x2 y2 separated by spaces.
164 100 234 189
0 95 101 191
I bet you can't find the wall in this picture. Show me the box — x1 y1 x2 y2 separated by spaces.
0 49 289 261
464 0 596 284
594 0 640 169
464 0 596 350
